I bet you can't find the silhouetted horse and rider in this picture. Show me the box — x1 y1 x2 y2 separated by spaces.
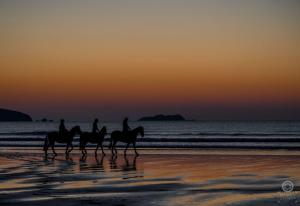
43 119 82 156
109 118 144 156
80 118 107 156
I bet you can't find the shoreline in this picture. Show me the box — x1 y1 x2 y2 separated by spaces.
1 147 300 156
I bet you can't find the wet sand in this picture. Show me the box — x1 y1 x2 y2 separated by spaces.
0 149 300 206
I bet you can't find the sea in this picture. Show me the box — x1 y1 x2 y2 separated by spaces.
0 121 300 149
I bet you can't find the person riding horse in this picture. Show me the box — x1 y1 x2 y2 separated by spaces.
59 119 68 138
122 117 131 137
92 118 100 134
79 118 107 156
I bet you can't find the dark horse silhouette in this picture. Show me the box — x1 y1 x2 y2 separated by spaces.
43 126 81 156
79 126 107 156
109 126 144 156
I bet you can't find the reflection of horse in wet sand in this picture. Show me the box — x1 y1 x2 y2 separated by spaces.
43 126 82 156
109 155 139 173
80 154 105 172
109 126 144 156
79 126 107 156
122 155 138 172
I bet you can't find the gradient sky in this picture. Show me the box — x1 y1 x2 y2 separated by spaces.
1 0 300 120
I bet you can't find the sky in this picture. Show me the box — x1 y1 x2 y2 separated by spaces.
0 0 300 121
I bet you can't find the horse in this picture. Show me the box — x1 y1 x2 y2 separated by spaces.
109 126 144 156
43 126 82 156
79 126 107 156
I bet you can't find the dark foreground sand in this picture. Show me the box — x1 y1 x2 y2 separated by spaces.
0 149 300 206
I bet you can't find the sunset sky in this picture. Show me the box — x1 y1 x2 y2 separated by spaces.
1 0 300 120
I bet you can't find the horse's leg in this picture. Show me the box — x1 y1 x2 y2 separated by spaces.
44 141 48 157
44 146 48 157
52 142 57 156
80 145 86 160
44 136 49 156
113 142 118 156
81 144 85 155
101 142 105 156
82 141 87 155
124 143 130 156
80 153 86 161
69 143 73 153
111 140 115 155
65 143 69 155
95 144 99 155
133 142 139 156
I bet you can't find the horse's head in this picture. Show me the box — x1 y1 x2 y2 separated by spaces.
100 126 107 135
71 126 82 135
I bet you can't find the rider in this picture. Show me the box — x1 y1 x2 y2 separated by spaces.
122 117 131 135
92 118 100 133
59 119 68 136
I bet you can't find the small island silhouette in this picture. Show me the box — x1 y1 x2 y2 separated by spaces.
138 114 187 121
36 118 53 122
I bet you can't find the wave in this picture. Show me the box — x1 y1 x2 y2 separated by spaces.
0 137 300 143
0 131 300 137
0 131 51 136
151 132 300 137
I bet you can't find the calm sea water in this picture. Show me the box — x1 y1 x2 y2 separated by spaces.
0 121 300 149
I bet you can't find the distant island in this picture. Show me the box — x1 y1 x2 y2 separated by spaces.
36 118 53 122
0 108 32 122
138 114 187 121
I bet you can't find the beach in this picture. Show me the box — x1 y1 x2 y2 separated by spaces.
1 1 300 205
0 149 299 206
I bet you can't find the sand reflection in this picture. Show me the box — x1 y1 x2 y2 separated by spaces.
0 151 299 205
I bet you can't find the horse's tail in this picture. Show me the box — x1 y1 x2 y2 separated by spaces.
43 135 49 151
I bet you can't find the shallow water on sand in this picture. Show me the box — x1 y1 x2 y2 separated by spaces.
0 150 299 206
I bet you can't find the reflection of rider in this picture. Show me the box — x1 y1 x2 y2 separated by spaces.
59 119 68 136
123 117 131 134
92 118 100 133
